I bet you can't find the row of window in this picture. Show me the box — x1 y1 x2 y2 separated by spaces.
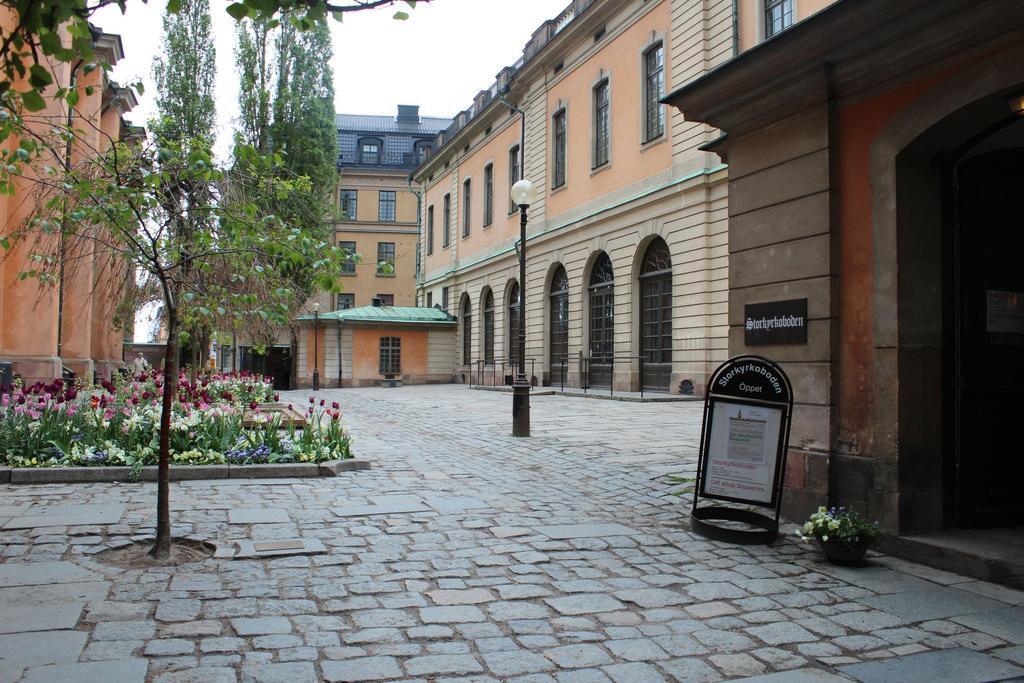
332 292 394 311
764 0 794 38
339 190 397 223
459 238 675 387
551 41 664 189
338 241 396 275
424 286 450 311
355 138 433 166
425 145 521 254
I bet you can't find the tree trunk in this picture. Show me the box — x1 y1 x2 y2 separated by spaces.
150 307 179 559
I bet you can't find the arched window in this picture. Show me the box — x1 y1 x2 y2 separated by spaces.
549 265 569 385
588 252 614 387
461 296 472 365
507 281 521 368
639 238 672 391
483 289 495 363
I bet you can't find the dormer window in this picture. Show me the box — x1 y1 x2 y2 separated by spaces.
359 138 382 165
415 141 433 163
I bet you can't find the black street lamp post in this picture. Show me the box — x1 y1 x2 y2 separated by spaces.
312 301 321 391
510 178 537 437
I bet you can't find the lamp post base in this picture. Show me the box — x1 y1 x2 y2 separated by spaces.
312 371 320 392
512 375 530 437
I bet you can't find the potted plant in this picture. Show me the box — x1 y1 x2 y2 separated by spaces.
801 506 880 565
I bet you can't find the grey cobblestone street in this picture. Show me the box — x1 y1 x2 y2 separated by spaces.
1 384 1023 682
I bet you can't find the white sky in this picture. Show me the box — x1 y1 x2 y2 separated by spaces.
93 0 560 158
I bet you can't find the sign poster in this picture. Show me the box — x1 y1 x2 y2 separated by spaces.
703 401 782 504
987 290 1024 335
744 298 808 346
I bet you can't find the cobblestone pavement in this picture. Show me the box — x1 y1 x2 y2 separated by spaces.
1 384 1024 682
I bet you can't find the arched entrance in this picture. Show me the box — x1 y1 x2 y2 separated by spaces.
952 146 1024 526
879 85 1024 532
639 238 672 392
548 265 569 386
482 288 494 364
587 252 614 388
507 281 520 370
460 295 472 367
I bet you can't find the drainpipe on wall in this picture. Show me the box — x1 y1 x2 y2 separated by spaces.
336 322 343 387
408 173 423 305
731 0 739 57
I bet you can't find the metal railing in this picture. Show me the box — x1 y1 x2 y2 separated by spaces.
578 354 646 398
337 151 421 169
468 358 536 388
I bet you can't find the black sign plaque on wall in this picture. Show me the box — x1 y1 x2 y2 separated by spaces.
744 298 808 346
691 355 794 544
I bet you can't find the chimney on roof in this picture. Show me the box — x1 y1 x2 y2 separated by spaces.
372 297 382 307
396 104 420 124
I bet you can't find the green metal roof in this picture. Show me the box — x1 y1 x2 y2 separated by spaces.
298 305 457 325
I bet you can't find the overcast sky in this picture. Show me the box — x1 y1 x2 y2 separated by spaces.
93 0 559 158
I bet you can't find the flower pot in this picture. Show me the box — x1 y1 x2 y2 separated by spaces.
817 536 872 565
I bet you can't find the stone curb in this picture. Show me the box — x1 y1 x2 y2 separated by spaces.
2 459 370 485
319 458 371 476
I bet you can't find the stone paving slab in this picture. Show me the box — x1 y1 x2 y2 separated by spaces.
227 508 290 524
535 523 640 539
332 495 431 517
0 630 87 675
0 561 103 587
0 602 84 633
859 586 1009 621
952 607 1024 644
2 503 125 529
734 669 854 682
19 658 147 683
234 537 327 558
838 647 1024 682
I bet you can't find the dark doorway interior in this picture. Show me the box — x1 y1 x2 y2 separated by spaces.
240 346 292 391
951 148 1024 527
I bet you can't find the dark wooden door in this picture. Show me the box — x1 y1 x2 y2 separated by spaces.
954 148 1024 527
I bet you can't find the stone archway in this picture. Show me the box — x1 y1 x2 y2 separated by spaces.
869 45 1024 533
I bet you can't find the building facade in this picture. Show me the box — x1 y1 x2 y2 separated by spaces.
0 27 138 385
413 0 733 394
666 0 1024 554
294 304 457 388
333 105 451 310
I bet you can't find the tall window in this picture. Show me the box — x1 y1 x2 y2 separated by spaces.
335 293 355 310
339 189 357 219
426 292 433 308
442 193 451 247
427 205 434 254
379 336 401 374
462 297 472 364
553 110 567 188
589 252 615 365
377 242 395 274
508 145 520 213
462 179 472 238
378 190 396 222
508 281 521 367
639 238 673 391
442 286 449 311
593 80 610 168
765 0 793 38
339 240 356 275
644 43 665 142
483 164 493 227
360 139 381 165
377 293 395 306
549 265 569 385
415 141 432 164
483 289 495 363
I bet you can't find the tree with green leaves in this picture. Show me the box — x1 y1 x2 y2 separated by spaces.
3 119 347 558
152 0 218 372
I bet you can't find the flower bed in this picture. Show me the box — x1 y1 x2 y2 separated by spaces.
0 370 352 471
